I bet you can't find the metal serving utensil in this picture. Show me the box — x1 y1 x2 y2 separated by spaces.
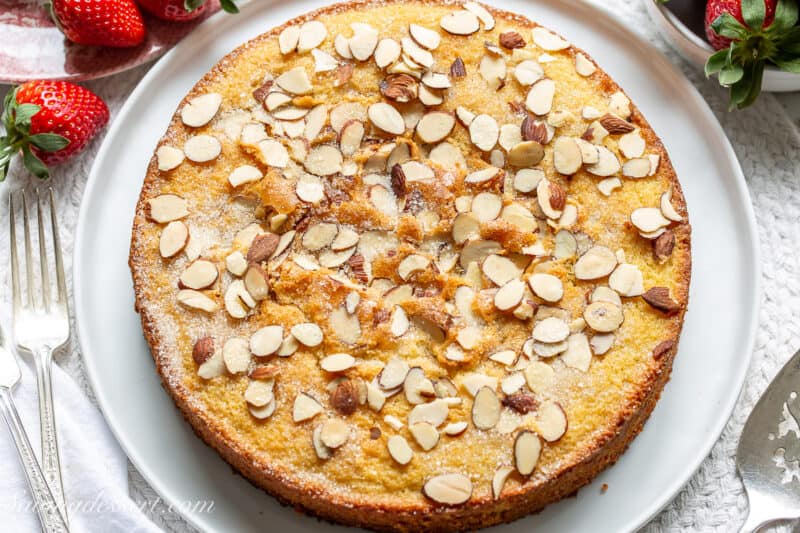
737 348 800 532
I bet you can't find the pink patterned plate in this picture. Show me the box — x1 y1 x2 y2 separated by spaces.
0 0 220 84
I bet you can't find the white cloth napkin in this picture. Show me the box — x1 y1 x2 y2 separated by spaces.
0 355 160 533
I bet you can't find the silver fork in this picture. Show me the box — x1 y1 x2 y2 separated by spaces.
10 189 70 525
0 323 69 532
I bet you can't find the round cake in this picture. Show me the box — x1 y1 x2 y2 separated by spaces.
129 1 691 530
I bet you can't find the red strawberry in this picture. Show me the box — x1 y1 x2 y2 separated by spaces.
136 0 238 21
705 0 777 50
0 81 109 180
50 0 146 48
136 0 208 22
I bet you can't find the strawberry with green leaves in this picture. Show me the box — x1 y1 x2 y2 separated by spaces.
1 81 109 181
136 0 238 22
704 0 800 109
49 0 146 48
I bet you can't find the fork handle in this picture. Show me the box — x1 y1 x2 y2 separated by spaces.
0 388 70 533
33 346 68 526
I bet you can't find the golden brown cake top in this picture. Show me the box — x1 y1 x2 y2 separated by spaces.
131 0 690 510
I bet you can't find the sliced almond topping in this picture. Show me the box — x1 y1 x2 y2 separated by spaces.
591 286 622 307
584 301 624 332
443 421 468 436
179 260 218 290
304 105 329 141
648 154 661 175
468 114 500 152
479 54 506 91
274 333 298 357
311 48 338 73
242 265 267 303
507 140 544 167
192 336 215 367
472 386 501 430
408 399 449 427
528 273 563 302
278 25 301 54
597 177 622 196
660 187 683 222
197 349 225 380
291 323 323 347
609 263 644 297
303 145 342 176
440 10 480 35
379 73 418 104
525 78 555 116
379 357 410 390
297 20 327 53
590 332 615 355
499 30 526 48
536 177 564 220
464 1 495 29
156 145 184 171
639 227 667 240
228 165 262 188
536 401 567 441
532 317 570 343
181 93 222 128
513 168 544 193
385 414 404 430
460 239 502 269
249 325 283 357
247 232 279 263
368 102 406 135
264 91 291 111
619 131 645 160
451 213 480 245
575 137 599 164
631 207 670 233
366 381 387 412
492 466 515 500
397 254 429 281
410 422 440 451
374 38 401 68
159 221 189 258
320 418 349 448
350 30 379 61
222 337 250 374
423 473 472 505
532 26 569 50
501 372 526 395
456 326 482 350
481 254 521 286
499 123 523 151
553 137 583 175
184 134 221 163
293 393 323 422
404 367 436 405
642 286 681 314
416 111 456 144
332 227 360 251
390 305 410 337
409 23 441 50
302 222 338 252
471 192 502 222
320 353 356 373
494 279 526 311
609 91 632 119
275 66 312 95
514 430 542 476
429 142 466 170
388 435 414 464
561 332 592 372
514 59 544 87
312 425 333 459
586 146 620 176
489 350 517 366
177 289 217 313
296 173 325 203
575 53 596 76
244 380 274 407
465 166 501 184
523 361 553 394
574 245 617 280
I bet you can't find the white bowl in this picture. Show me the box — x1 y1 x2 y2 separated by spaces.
644 0 800 92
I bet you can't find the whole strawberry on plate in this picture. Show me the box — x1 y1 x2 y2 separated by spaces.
49 0 146 47
136 0 238 22
0 81 109 180
704 0 800 109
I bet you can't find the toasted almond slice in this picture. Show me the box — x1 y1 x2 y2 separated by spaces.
408 398 449 427
481 254 521 286
409 422 439 451
244 380 274 407
461 373 498 397
456 326 481 350
429 142 466 170
390 305 410 337
197 346 224 379
561 332 592 372
553 137 582 175
597 177 622 196
275 67 312 95
291 252 318 270
297 20 327 53
523 361 553 393
590 332 615 355
460 239 502 270
532 316 570 343
156 145 184 171
147 194 188 223
250 325 284 357
400 36 434 68
584 301 624 332
398 254 430 281
479 54 506 91
507 140 544 168
621 157 650 179
334 33 353 59
513 168 543 193
575 53 596 76
492 466 514 499
465 166 501 184
423 473 472 506
532 26 569 51
420 71 451 90
368 102 406 135
472 386 501 430
501 372 526 395
609 263 644 297
276 333 299 357
181 93 222 128
303 105 328 141
244 264 269 301
311 424 333 459
293 393 323 422
591 286 622 307
369 185 398 217
222 337 250 374
320 353 356 373
177 288 217 313
575 137 599 164
494 279 525 311
184 134 221 162
530 338 567 357
631 207 670 233
404 367 435 405
528 273 563 302
585 145 620 177
379 357 410 390
319 418 349 448
557 204 578 229
514 430 542 476
348 31 377 62
335 120 364 158
303 144 343 176
468 114 500 152
179 260 218 290
228 165 262 188
226 251 247 277
331 227 360 251
489 350 517 366
302 222 338 252
279 25 301 54
310 48 338 73
409 23 441 50
498 124 522 151
619 129 645 159
536 178 563 220
296 173 325 203
383 434 413 464
513 60 544 87
440 10 480 35
460 1 493 29
419 84 443 107
291 323 323 347
264 91 291 111
415 111 455 144
374 38 401 68
384 414 404 430
249 398 276 419
471 192 502 222
574 245 617 280
159 221 189 258
452 215 479 249
536 401 568 441
660 187 683 222
442 421 468 436
525 78 555 116
609 91 632 119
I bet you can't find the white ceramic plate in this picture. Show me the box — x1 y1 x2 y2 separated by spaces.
74 0 761 531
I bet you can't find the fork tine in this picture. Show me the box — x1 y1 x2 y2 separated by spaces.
9 195 21 311
21 191 35 309
48 189 67 306
36 189 52 311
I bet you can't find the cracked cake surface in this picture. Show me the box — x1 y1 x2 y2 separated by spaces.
129 1 691 530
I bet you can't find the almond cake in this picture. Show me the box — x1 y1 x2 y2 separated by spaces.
129 1 691 530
